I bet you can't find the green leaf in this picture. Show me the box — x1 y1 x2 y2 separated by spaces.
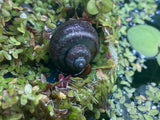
2 2 12 11
0 55 4 62
145 101 151 111
148 109 159 116
0 36 8 42
17 27 25 34
9 37 21 45
124 87 135 93
12 52 18 59
20 94 27 105
138 113 144 120
68 90 75 97
144 114 153 120
72 106 82 113
2 102 9 109
9 96 19 105
94 109 100 119
16 49 23 54
75 94 83 102
87 103 93 111
0 76 4 83
137 105 147 112
111 85 117 93
26 47 34 60
0 69 8 76
26 75 34 81
129 108 137 115
2 8 10 17
127 25 160 57
157 53 160 66
48 104 53 112
96 0 113 13
20 66 29 74
87 0 99 15
78 115 86 120
27 94 36 101
119 96 125 104
34 94 43 105
69 113 79 120
120 81 130 87
9 114 22 120
46 19 56 28
2 50 12 60
17 35 25 42
24 84 32 95
17 23 26 34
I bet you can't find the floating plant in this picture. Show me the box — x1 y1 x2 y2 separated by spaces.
127 25 160 65
107 0 160 120
127 25 160 57
87 0 113 15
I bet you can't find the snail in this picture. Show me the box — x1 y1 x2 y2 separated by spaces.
50 19 99 75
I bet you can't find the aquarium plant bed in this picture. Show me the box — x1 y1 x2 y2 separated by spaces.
0 0 160 120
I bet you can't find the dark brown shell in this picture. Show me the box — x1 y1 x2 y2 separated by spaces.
50 20 99 75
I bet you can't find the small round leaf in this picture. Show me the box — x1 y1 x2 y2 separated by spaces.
12 52 18 59
3 51 12 60
24 84 32 95
20 94 27 105
127 25 160 57
87 0 99 15
96 0 113 13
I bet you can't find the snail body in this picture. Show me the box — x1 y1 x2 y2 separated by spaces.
50 20 99 75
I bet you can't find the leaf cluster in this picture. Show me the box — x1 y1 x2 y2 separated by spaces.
0 0 119 120
106 0 160 120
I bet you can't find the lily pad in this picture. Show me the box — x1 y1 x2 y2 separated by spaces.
127 25 160 57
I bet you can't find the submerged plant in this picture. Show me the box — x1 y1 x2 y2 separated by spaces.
0 0 119 119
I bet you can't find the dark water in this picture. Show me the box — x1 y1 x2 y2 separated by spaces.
145 0 160 30
132 1 160 88
132 59 160 88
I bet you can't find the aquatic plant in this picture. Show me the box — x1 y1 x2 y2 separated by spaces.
127 25 160 57
0 0 118 119
0 0 159 119
106 0 160 120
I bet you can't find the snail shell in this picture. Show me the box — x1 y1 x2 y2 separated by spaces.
50 20 99 75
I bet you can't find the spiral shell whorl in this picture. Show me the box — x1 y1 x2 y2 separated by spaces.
65 44 91 74
50 20 99 75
